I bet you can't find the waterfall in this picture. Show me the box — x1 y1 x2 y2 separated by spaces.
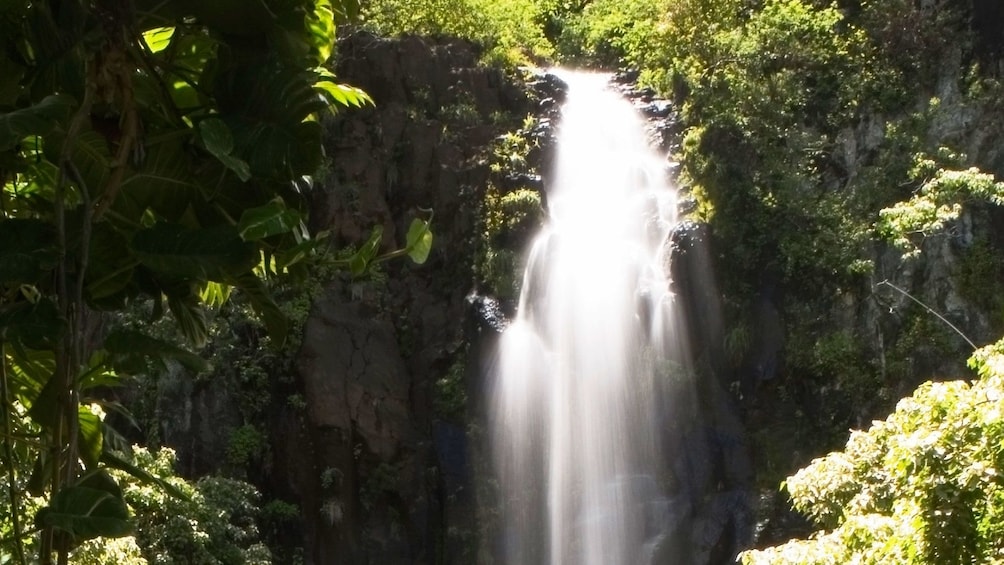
490 70 680 565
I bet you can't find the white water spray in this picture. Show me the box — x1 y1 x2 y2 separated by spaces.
491 71 679 565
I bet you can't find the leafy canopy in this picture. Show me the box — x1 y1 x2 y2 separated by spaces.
741 338 1004 564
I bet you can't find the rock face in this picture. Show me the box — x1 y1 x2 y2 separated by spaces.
282 33 539 564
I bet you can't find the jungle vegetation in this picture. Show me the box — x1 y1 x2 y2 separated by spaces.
0 1 430 563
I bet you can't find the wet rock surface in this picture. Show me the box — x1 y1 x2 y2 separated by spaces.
284 33 550 564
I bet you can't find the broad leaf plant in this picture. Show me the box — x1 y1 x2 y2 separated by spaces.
0 1 431 563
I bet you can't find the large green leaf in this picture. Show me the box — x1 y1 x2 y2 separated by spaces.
315 79 373 110
132 223 258 281
84 222 137 305
306 0 336 65
350 225 383 275
44 128 112 201
166 294 209 347
0 94 75 150
216 64 327 178
141 26 175 53
0 218 58 284
0 298 65 351
274 236 325 272
231 272 288 346
198 118 252 181
237 198 302 241
405 218 433 264
35 486 132 541
78 407 103 470
117 134 200 222
104 328 210 373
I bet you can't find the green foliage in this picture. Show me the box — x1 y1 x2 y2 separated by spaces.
360 0 554 65
878 160 1004 257
741 338 1004 564
226 425 265 470
476 115 545 300
116 448 271 565
480 187 543 300
556 0 670 66
556 0 985 301
0 1 397 562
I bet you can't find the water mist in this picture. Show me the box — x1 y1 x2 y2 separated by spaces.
490 71 681 565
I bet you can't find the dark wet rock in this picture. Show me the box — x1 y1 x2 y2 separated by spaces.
466 292 508 334
501 172 543 190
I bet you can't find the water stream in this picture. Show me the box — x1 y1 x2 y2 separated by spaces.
491 71 680 565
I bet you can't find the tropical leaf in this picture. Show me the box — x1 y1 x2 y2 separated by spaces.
216 65 328 178
117 134 200 222
237 199 303 241
199 281 232 307
0 218 58 284
274 236 325 271
45 128 112 201
4 345 55 401
405 218 433 264
0 94 75 150
350 225 383 275
84 222 137 305
198 118 252 181
77 407 103 469
166 295 209 347
132 223 258 281
0 298 65 351
35 486 132 541
230 272 288 346
315 80 373 109
306 0 336 65
104 328 210 373
141 26 175 53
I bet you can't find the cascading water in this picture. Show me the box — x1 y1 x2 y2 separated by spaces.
491 71 681 564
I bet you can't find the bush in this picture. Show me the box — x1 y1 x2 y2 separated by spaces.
742 338 1004 564
115 448 271 565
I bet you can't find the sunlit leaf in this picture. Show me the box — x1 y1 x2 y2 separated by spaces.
315 80 373 110
77 407 103 469
141 26 175 53
4 346 55 400
306 0 336 65
405 218 433 264
237 199 303 241
200 281 231 307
